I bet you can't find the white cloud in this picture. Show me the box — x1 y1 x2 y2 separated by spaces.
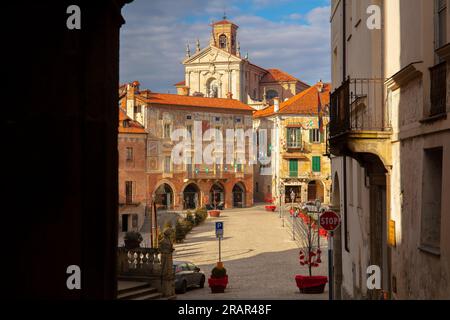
120 0 331 93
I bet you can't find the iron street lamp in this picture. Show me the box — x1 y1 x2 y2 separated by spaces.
290 189 296 240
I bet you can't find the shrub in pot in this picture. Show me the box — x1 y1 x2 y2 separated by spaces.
294 209 328 294
208 210 221 217
124 230 143 249
208 262 228 293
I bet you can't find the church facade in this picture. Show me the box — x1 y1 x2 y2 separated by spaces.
176 18 310 110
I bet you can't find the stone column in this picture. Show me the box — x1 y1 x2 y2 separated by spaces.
159 227 175 297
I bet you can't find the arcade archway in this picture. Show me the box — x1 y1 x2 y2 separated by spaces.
232 183 246 208
154 183 174 210
209 183 225 209
183 183 200 210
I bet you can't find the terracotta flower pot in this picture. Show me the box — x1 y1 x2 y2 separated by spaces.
295 275 328 294
209 210 221 217
265 205 277 212
208 275 228 293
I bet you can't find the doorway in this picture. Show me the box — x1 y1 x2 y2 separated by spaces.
154 183 174 210
183 183 200 210
232 183 245 208
121 214 129 232
210 183 225 209
285 185 301 203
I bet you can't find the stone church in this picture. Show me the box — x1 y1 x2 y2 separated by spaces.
175 18 310 110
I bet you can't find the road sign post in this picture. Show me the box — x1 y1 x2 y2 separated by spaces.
319 211 341 301
215 222 224 262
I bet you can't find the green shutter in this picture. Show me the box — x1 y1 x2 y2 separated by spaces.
296 129 302 147
289 159 298 177
312 156 321 172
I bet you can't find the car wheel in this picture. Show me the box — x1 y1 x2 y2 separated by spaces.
199 275 205 288
180 280 187 294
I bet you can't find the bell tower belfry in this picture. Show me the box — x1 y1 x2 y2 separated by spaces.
211 17 238 55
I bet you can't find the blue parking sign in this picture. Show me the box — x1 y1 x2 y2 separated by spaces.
215 222 224 238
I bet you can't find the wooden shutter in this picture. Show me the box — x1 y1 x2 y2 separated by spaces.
289 159 298 177
312 156 321 172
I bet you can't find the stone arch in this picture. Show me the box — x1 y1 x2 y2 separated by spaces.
232 182 246 208
218 34 227 49
209 182 225 209
307 179 325 202
153 182 175 210
182 182 201 210
206 77 219 98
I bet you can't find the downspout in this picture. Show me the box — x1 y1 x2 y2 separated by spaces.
342 0 349 254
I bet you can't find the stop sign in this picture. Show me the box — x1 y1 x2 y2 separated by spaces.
319 211 341 231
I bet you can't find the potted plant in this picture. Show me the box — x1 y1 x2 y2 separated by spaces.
265 205 277 212
124 230 143 249
208 262 228 293
295 209 328 294
208 210 221 217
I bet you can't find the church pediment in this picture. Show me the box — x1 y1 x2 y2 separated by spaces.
183 46 242 65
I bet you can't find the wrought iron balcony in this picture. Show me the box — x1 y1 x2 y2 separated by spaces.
330 78 391 138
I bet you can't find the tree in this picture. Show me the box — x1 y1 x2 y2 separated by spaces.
295 208 323 276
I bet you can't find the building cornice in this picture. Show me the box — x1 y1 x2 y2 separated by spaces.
385 61 423 91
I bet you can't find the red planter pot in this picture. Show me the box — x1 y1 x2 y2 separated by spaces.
209 210 221 217
265 205 277 212
295 275 328 294
208 275 228 293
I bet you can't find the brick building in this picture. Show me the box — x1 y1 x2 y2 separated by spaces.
118 109 147 232
120 81 255 214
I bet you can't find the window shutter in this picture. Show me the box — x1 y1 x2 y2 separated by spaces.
296 129 302 146
312 156 321 172
320 130 324 143
309 129 313 143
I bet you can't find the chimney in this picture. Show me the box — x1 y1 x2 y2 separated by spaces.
274 97 280 113
177 86 190 96
226 92 233 99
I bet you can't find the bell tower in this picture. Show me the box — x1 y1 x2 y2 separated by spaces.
211 16 238 55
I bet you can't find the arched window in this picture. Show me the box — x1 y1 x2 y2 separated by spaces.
219 34 227 49
207 78 219 98
266 89 279 100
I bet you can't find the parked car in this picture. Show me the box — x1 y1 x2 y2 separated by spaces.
173 261 205 294
301 202 329 213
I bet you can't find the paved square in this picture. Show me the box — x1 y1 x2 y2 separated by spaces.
173 204 329 300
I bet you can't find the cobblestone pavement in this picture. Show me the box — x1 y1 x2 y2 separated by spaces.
173 204 329 300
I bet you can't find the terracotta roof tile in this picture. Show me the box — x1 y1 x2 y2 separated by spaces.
141 92 254 112
212 19 237 26
260 69 300 83
118 108 147 134
174 80 186 86
253 82 330 118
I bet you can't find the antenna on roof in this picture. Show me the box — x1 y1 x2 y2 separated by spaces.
223 5 227 20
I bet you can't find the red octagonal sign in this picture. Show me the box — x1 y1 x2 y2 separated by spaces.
319 211 341 231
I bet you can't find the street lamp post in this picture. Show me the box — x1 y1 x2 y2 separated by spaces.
315 199 321 249
290 190 296 240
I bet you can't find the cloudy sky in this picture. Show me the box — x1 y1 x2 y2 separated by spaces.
120 0 331 93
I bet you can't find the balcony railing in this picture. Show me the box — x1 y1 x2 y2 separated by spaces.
430 62 447 116
330 78 391 138
284 141 312 153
